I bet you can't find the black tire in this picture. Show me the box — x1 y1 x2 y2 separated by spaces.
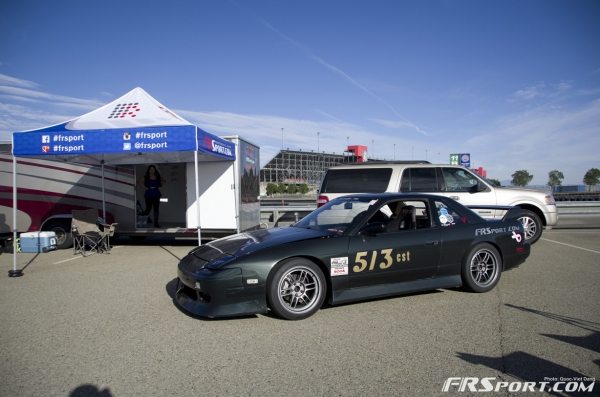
462 243 502 293
517 209 542 244
45 221 73 249
268 259 326 320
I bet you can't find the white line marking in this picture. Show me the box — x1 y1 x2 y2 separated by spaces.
53 246 122 264
53 256 82 264
541 238 600 254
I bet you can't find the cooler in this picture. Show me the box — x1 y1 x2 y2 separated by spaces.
19 231 58 253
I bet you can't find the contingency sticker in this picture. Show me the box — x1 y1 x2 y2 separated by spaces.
439 208 455 227
330 257 349 276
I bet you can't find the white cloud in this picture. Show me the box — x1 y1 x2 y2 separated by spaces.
0 85 101 109
511 81 573 102
466 98 600 184
0 73 39 89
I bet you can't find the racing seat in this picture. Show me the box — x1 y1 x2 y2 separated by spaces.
386 205 417 232
71 209 117 256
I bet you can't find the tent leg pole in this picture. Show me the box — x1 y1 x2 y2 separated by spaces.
9 154 23 277
101 161 106 221
194 151 201 246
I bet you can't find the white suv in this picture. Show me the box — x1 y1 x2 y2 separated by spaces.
317 162 558 243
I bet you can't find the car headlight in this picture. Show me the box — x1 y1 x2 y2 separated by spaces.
206 254 236 270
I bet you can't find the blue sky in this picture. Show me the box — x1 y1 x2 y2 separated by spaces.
1 0 599 185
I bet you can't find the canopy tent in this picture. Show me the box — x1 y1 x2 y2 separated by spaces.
10 87 236 276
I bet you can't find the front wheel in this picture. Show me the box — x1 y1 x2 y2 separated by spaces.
517 209 542 244
268 259 326 320
462 243 502 293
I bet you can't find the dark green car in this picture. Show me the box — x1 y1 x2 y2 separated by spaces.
176 193 530 320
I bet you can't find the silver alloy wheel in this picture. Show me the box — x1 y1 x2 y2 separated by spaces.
277 266 322 314
469 248 499 288
519 215 537 241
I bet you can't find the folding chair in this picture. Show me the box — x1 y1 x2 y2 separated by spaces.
98 221 118 253
71 209 117 256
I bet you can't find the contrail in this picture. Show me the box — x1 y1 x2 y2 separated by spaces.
257 18 428 136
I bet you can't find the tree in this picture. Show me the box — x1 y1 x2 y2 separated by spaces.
277 183 287 194
547 170 564 191
287 183 298 194
511 170 533 187
266 183 278 196
488 178 501 187
299 183 309 194
583 168 600 192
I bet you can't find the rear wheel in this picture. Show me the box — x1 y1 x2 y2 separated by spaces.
268 259 326 320
517 209 542 244
462 243 502 293
45 221 73 249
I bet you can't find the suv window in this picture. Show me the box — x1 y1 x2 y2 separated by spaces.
321 168 392 193
400 168 438 192
441 168 479 192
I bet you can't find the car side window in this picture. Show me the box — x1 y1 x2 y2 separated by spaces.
434 200 469 227
441 168 479 192
400 168 439 192
374 200 432 233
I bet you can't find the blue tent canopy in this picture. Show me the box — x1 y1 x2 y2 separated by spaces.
12 87 235 164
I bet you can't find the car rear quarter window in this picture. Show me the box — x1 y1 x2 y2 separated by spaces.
433 199 472 227
400 168 439 192
321 168 392 193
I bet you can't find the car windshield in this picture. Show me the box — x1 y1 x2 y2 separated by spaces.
293 196 377 235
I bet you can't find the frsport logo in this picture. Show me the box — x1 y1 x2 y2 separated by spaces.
442 377 596 393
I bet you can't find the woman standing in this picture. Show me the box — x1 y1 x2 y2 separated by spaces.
142 165 164 228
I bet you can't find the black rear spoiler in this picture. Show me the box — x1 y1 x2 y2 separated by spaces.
466 205 525 221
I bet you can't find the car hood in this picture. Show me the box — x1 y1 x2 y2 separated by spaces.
187 227 330 264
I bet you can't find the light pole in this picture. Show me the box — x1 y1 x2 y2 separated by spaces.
317 131 320 153
281 128 284 150
371 139 374 159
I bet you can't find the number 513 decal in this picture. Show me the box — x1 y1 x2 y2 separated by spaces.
353 249 411 273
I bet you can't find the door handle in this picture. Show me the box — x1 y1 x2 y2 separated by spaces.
450 196 459 200
426 241 439 246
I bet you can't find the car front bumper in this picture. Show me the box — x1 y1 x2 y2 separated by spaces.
176 267 267 318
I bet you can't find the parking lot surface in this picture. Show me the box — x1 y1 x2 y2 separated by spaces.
1 229 598 396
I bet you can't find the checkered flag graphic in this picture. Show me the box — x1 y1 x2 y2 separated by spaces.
108 102 141 119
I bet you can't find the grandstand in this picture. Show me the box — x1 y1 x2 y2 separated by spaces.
260 145 367 189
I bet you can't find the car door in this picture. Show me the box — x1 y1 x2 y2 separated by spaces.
347 199 441 289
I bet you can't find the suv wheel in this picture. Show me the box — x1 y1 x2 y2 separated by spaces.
518 210 542 244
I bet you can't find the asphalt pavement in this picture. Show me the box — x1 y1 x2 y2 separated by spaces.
0 227 598 396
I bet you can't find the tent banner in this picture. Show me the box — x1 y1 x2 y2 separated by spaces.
197 129 236 160
13 125 197 156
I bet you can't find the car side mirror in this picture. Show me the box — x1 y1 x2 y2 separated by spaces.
470 182 487 193
359 222 385 236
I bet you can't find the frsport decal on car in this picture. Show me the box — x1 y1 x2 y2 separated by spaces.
475 225 520 236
